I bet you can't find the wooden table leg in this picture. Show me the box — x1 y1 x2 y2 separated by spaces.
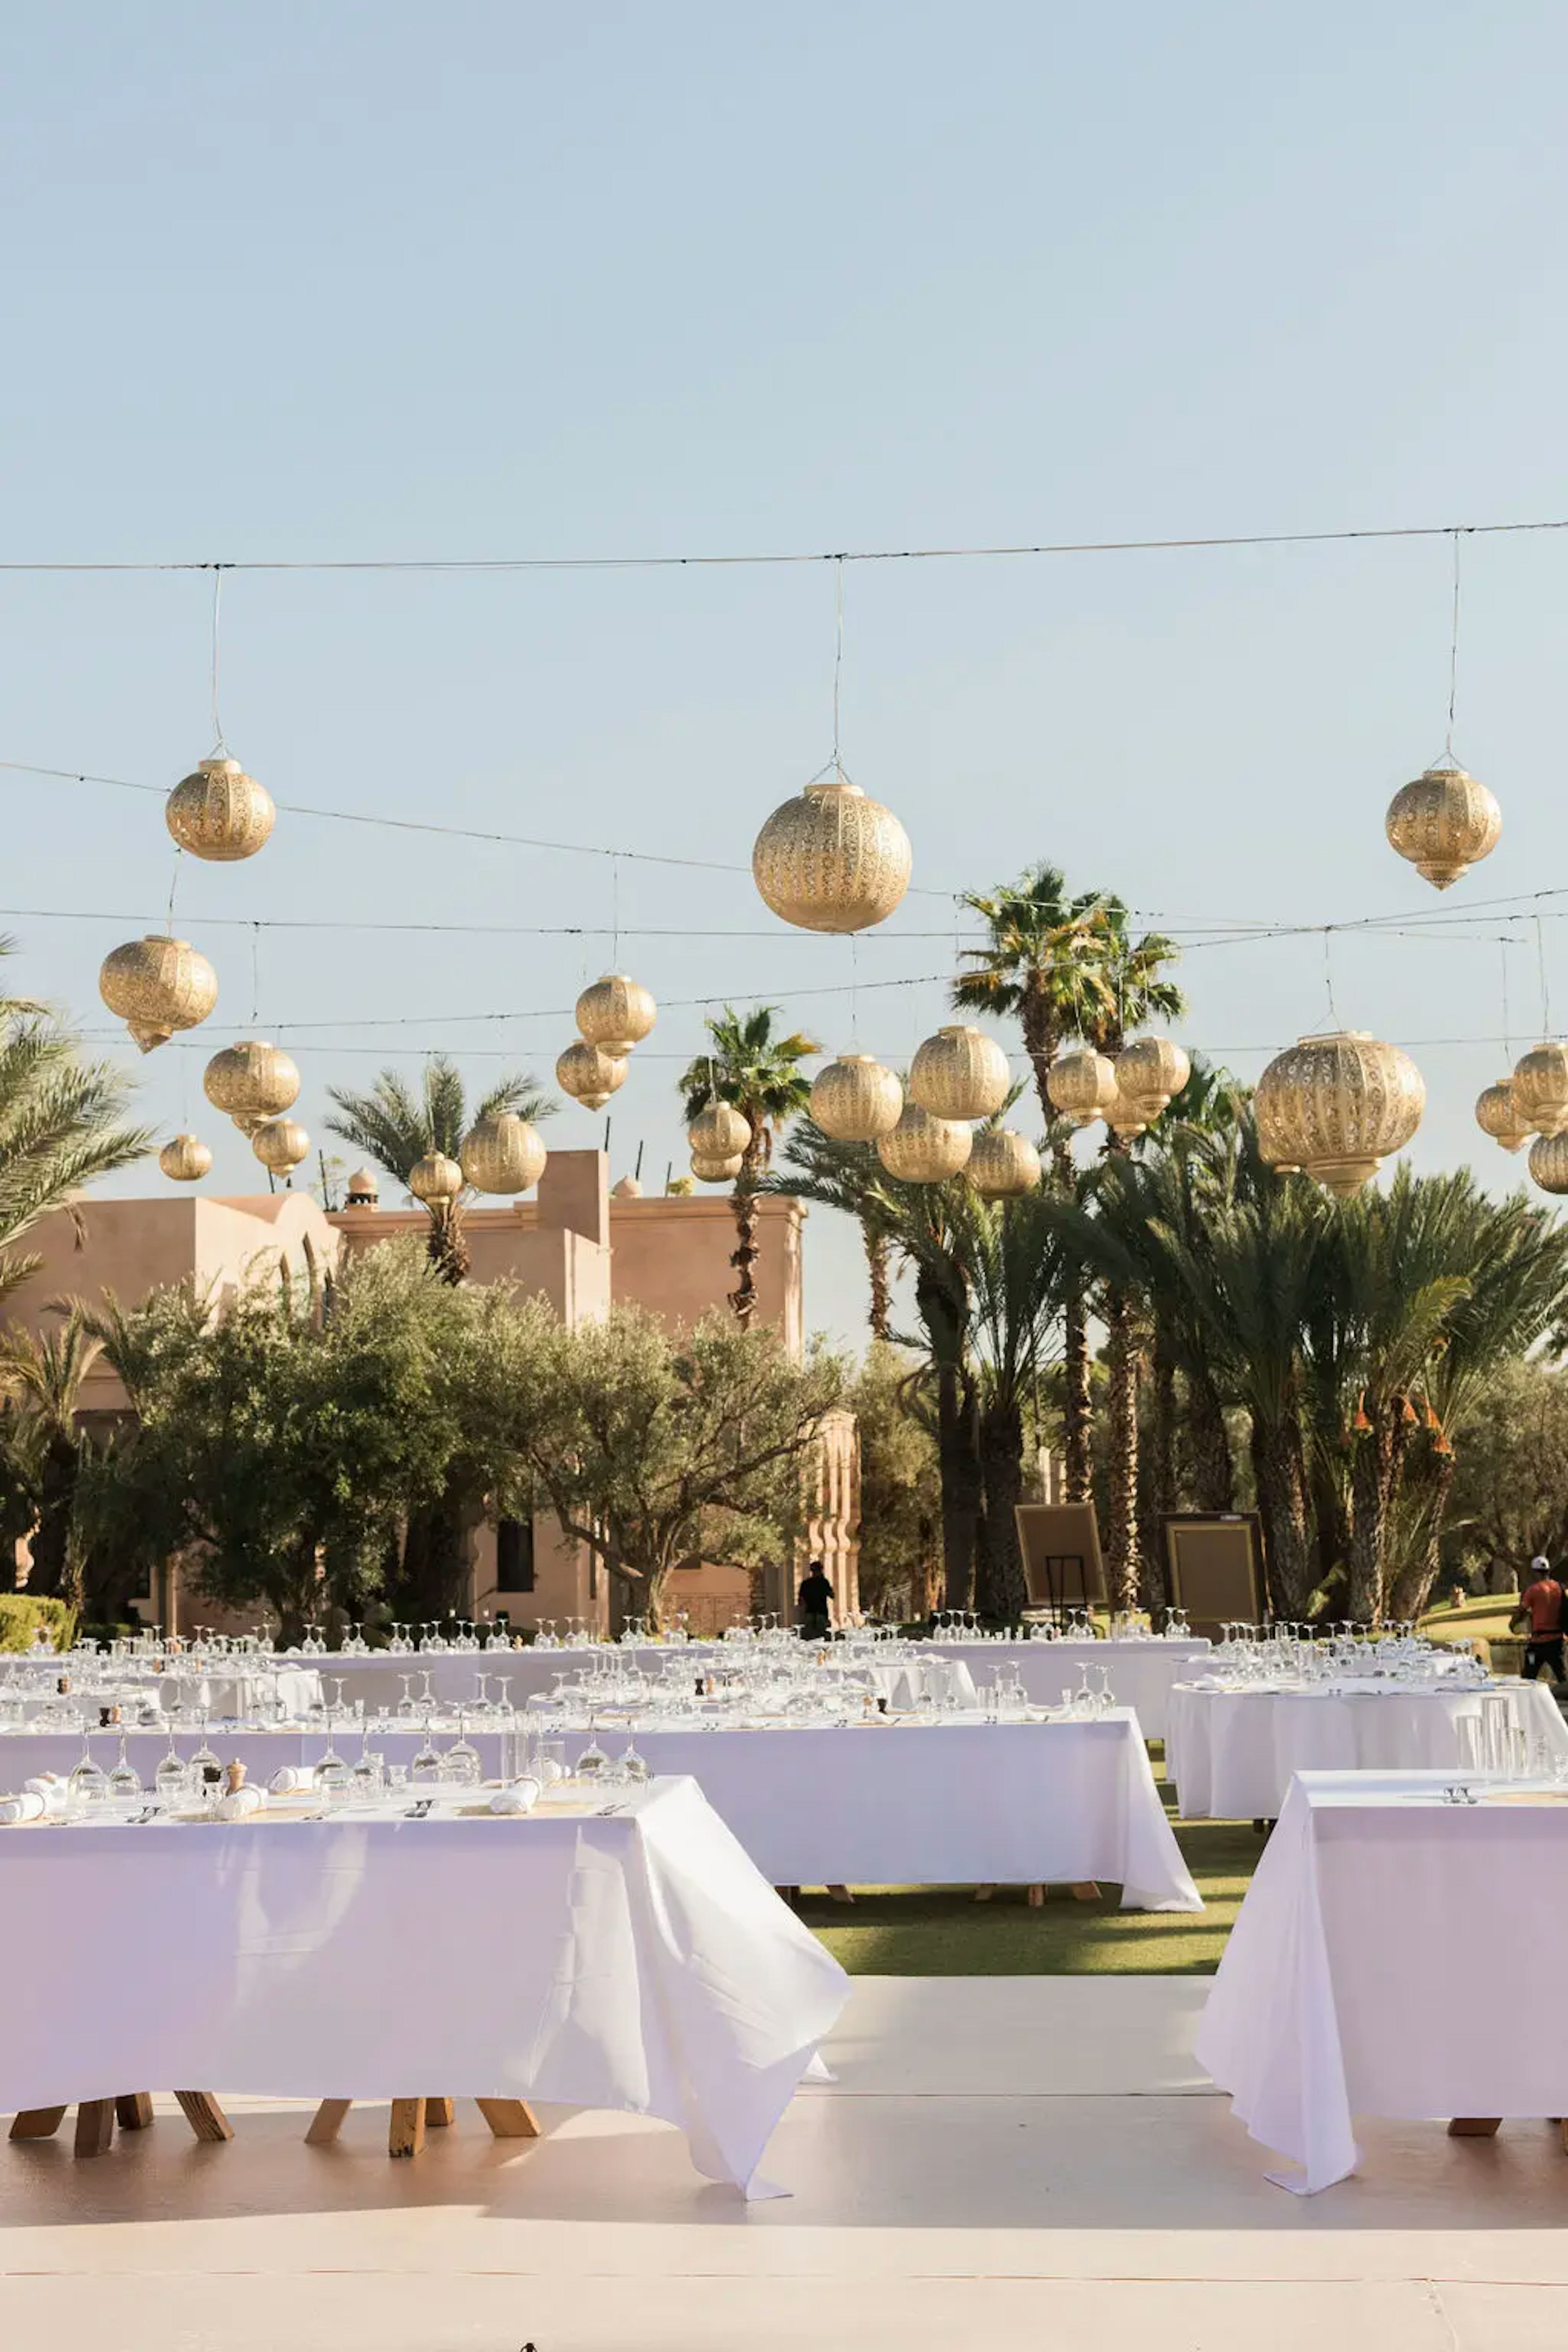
475 2097 541 2140
1448 2117 1503 2137
424 2097 455 2127
173 2092 233 2144
9 2108 67 2141
115 2094 154 2132
74 2100 116 2158
388 2098 426 2158
1071 1882 1101 1902
305 2100 352 2147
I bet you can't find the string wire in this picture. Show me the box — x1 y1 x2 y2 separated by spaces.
1322 927 1341 1028
1537 912 1552 1038
831 554 846 776
1445 529 1461 760
209 566 227 754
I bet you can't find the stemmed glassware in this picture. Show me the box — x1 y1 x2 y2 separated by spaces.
155 1731 187 1808
316 1712 352 1804
444 1715 481 1786
411 1714 443 1784
108 1733 142 1803
575 1717 609 1782
68 1732 109 1810
189 1717 223 1807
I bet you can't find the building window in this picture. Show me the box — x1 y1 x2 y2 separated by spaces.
495 1517 535 1592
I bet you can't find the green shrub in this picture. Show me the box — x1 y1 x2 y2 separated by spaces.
0 1594 78 1653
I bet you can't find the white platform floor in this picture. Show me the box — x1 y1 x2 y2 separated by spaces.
3 1976 1565 2349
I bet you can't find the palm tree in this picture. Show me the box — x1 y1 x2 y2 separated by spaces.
775 1112 898 1338
0 1310 102 1606
678 1007 817 1329
325 1054 553 1285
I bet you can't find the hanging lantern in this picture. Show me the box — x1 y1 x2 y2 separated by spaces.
1512 1042 1568 1138
689 1100 753 1160
875 1102 973 1183
811 1054 902 1143
203 1039 299 1132
1113 1036 1192 1127
1529 1133 1568 1195
1475 1078 1532 1154
691 1152 744 1184
408 1151 463 1204
99 936 218 1053
1045 1047 1118 1129
251 1118 310 1175
458 1112 547 1196
909 1025 1011 1120
158 1134 211 1183
752 780 912 933
1254 1030 1425 1198
967 1128 1042 1198
1385 765 1501 891
165 755 276 862
556 1040 626 1111
575 973 657 1058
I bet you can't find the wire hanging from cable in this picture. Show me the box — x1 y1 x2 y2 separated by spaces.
209 566 228 755
1444 528 1462 760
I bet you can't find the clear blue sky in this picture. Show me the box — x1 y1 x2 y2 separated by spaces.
2 3 1566 1344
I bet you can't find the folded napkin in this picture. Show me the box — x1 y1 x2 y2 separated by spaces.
23 1774 67 1814
0 1791 47 1824
217 1785 265 1820
489 1777 542 1815
268 1766 314 1795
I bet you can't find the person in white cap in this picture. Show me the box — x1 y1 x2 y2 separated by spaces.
1517 1555 1567 1683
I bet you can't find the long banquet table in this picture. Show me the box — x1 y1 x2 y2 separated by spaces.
1196 1769 1568 2192
0 1710 1202 1908
0 1776 846 2197
1166 1676 1568 1820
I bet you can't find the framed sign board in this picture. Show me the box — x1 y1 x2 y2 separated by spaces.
1014 1502 1106 1615
1162 1512 1265 1638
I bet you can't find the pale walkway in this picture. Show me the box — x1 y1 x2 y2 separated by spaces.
1 1978 1560 2348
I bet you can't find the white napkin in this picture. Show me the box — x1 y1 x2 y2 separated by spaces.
217 1786 265 1820
268 1766 313 1795
23 1774 67 1814
0 1791 47 1824
489 1777 542 1815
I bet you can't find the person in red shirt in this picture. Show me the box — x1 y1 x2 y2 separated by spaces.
1518 1557 1566 1683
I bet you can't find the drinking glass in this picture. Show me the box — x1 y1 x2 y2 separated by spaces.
155 1735 188 1807
411 1717 443 1784
444 1716 481 1787
108 1734 142 1803
189 1719 223 1807
575 1719 609 1782
68 1734 109 1811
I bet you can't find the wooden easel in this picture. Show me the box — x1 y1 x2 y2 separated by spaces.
304 2094 541 2158
9 2091 232 2158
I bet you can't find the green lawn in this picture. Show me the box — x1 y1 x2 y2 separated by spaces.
800 1753 1262 1976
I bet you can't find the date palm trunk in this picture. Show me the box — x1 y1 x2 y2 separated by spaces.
1348 1417 1394 1626
864 1223 892 1342
727 1133 770 1329
427 1203 468 1286
1026 989 1093 1503
1105 1289 1141 1610
1250 1411 1313 1619
1187 1365 1234 1511
978 1393 1028 1622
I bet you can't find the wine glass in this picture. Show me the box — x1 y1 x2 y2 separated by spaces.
411 1715 443 1784
189 1717 223 1807
68 1733 109 1811
575 1717 609 1782
155 1733 188 1807
395 1673 418 1721
316 1713 352 1804
108 1733 142 1803
618 1736 649 1784
444 1715 481 1787
351 1723 383 1802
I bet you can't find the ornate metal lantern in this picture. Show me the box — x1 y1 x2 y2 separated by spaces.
251 1118 310 1175
909 1025 1011 1120
810 1053 902 1143
1113 1036 1191 1126
690 1152 744 1184
967 1128 1042 1198
202 1039 300 1134
1254 1030 1425 1197
752 780 912 933
408 1151 463 1204
689 1101 753 1160
555 1041 626 1111
1529 1132 1568 1195
1045 1047 1117 1129
158 1134 211 1183
165 755 276 862
99 936 218 1052
1475 1078 1532 1153
458 1112 547 1196
574 973 656 1058
875 1102 973 1183
1385 764 1501 890
1512 1042 1568 1138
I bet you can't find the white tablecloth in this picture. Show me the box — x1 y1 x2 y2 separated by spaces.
0 1777 845 2198
1196 1770 1568 2191
0 1710 1201 1908
1166 1677 1568 1819
924 1640 1212 1739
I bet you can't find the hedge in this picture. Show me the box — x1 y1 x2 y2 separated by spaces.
0 1595 78 1653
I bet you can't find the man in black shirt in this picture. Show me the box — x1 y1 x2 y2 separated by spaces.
796 1560 833 1642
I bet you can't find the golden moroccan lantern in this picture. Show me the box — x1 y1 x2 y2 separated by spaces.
251 1118 310 1175
458 1112 547 1196
408 1151 463 1204
1475 1078 1532 1154
1046 1047 1118 1129
165 755 276 862
1512 1042 1568 1138
811 1053 903 1143
909 1025 1011 1121
876 1102 973 1184
203 1039 299 1133
1105 1080 1152 1140
556 1040 626 1111
689 1101 753 1160
967 1128 1042 1198
1385 765 1501 891
158 1134 211 1183
752 780 912 933
1254 1030 1425 1198
99 936 218 1052
690 1152 744 1184
1114 1036 1191 1127
575 973 657 1058
1528 1133 1568 1195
